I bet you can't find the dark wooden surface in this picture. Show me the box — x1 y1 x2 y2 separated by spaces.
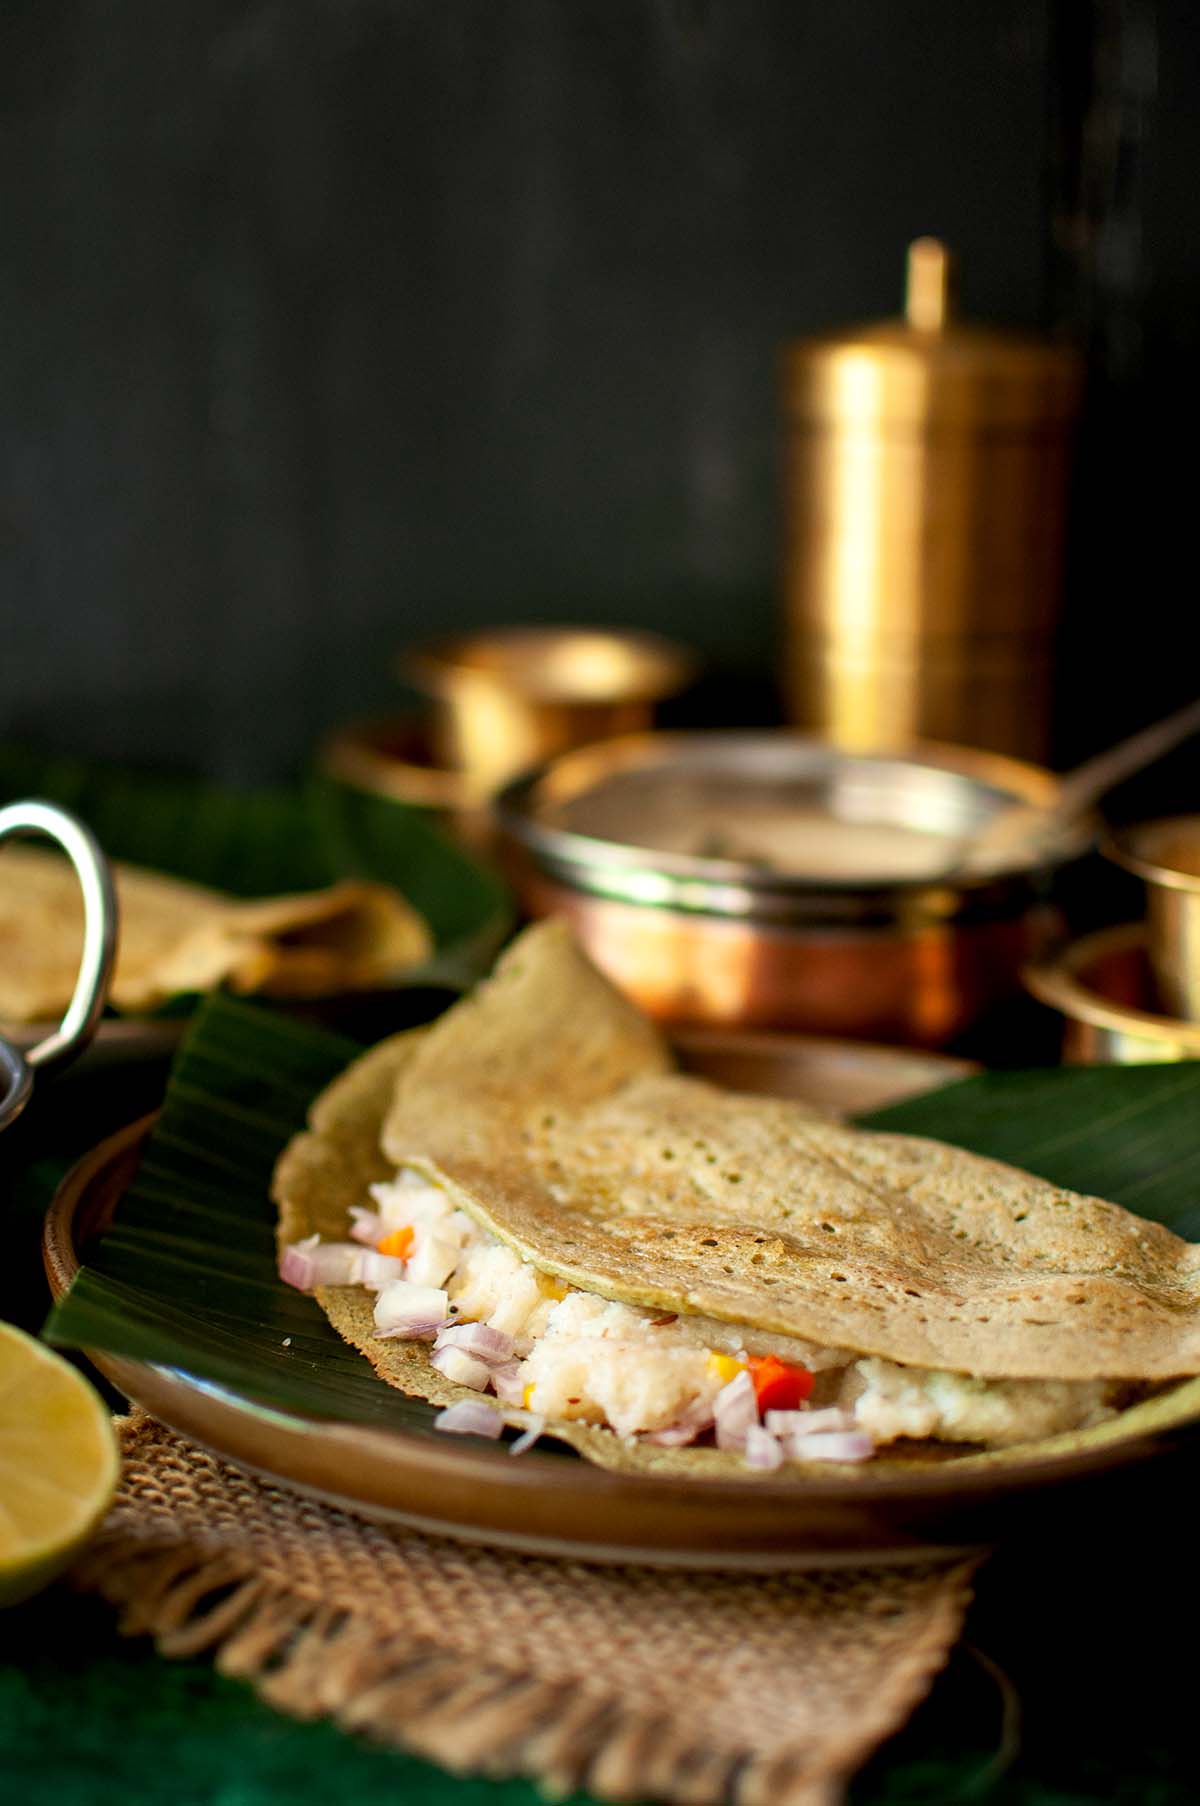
1 2 1193 786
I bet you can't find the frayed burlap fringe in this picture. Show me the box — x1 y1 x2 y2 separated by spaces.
71 1414 978 1806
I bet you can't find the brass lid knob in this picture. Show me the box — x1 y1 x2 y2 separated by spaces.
784 239 1082 428
904 237 955 332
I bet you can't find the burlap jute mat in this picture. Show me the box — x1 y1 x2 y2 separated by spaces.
71 1413 980 1806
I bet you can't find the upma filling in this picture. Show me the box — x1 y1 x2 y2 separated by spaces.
281 1166 1124 1466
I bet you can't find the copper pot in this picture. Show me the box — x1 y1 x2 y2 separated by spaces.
495 732 1091 1048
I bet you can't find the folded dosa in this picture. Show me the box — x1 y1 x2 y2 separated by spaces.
0 844 431 1022
375 921 1200 1384
273 921 1200 1479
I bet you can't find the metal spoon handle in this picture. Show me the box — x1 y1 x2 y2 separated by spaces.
948 695 1200 879
1053 695 1200 821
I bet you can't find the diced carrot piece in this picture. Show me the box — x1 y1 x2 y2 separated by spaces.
377 1226 414 1259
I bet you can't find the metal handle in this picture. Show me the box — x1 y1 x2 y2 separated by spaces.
0 799 118 1078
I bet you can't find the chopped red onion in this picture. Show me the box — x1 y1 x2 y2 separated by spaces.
348 1206 383 1246
430 1345 493 1390
280 1237 362 1291
489 1363 526 1406
713 1369 758 1451
315 1243 370 1283
433 1399 504 1438
434 1323 515 1365
786 1430 875 1464
764 1407 857 1439
743 1424 784 1471
351 1250 407 1291
643 1423 699 1448
509 1416 546 1456
279 1239 318 1291
641 1395 716 1447
375 1319 447 1341
373 1280 448 1339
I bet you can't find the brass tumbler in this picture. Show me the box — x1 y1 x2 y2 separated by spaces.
781 239 1083 761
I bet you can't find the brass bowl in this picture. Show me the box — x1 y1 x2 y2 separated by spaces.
496 731 1093 1048
1025 924 1200 1063
1105 818 1200 1023
402 627 697 793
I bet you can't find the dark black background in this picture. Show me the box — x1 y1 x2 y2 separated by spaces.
0 1 1191 789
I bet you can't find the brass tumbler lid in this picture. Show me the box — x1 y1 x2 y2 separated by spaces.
784 238 1082 428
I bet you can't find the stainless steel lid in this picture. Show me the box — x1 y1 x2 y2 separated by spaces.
496 733 1092 926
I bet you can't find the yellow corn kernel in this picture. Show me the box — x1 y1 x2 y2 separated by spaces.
536 1273 569 1302
522 1383 535 1410
706 1352 745 1385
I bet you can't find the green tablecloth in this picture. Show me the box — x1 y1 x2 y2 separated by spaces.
3 1059 1198 1806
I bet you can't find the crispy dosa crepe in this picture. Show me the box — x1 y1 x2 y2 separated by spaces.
273 919 1200 1477
274 1027 746 1476
378 921 1200 1384
0 844 431 1022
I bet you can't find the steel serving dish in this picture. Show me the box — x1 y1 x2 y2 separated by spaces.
496 733 1092 1047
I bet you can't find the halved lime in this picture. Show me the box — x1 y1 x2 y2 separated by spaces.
0 1323 119 1606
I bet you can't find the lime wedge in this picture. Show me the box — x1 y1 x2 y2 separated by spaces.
0 1323 119 1606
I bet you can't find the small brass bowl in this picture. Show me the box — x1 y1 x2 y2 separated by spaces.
402 627 697 793
497 731 1092 1048
1105 818 1200 1023
1025 924 1200 1063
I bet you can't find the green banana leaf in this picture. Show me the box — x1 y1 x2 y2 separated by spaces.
0 743 511 997
44 983 1200 1434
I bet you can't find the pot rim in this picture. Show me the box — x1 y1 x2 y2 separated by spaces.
496 731 1091 925
1104 817 1200 897
403 627 697 706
